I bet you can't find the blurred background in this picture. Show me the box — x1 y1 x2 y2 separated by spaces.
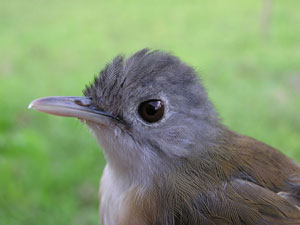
0 0 299 224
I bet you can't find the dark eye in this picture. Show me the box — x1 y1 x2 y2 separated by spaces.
138 100 164 123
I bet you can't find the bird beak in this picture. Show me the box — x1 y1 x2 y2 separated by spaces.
28 96 118 125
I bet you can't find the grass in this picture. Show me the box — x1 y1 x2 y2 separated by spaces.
0 0 299 224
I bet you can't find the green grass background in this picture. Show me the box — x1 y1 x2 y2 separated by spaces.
0 0 299 224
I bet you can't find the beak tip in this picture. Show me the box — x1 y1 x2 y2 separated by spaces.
28 102 33 109
28 100 37 110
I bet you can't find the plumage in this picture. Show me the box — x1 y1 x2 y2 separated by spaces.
29 49 300 225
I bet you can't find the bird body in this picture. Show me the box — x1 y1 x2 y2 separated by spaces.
99 129 300 225
29 49 300 224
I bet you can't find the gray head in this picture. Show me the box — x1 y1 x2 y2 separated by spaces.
29 49 221 180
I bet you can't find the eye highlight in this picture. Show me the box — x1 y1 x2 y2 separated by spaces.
138 100 164 123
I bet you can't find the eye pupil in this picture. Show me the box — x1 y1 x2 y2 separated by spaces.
138 100 164 123
146 102 160 115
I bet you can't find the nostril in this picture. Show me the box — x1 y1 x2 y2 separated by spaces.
74 97 92 107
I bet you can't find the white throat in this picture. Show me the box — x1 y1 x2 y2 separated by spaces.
85 121 162 183
86 121 162 225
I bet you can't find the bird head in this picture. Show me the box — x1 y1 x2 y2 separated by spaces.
29 49 221 181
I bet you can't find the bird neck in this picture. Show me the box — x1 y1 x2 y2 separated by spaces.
88 121 235 186
86 121 169 185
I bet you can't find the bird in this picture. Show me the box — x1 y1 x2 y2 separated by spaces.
29 49 300 225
